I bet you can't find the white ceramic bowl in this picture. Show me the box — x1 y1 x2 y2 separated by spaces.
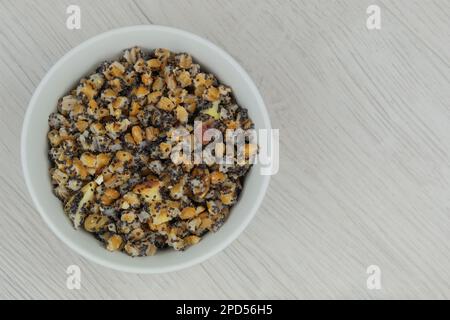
21 25 271 273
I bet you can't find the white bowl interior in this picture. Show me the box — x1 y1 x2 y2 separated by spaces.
22 26 271 273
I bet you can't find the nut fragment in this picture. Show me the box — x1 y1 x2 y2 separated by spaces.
205 87 220 102
138 186 161 203
108 62 125 78
48 47 255 257
124 133 135 146
101 188 120 205
123 192 140 207
145 127 159 141
244 144 258 159
210 171 226 184
148 91 162 103
104 172 130 188
157 97 175 111
184 235 201 246
201 101 220 120
84 214 109 232
76 120 89 132
90 122 106 135
80 153 97 168
73 159 89 180
180 207 197 220
152 77 165 91
116 150 132 162
178 54 192 69
177 71 192 88
51 168 68 185
131 126 144 144
176 106 189 123
166 74 177 91
147 59 161 70
96 153 111 170
48 130 62 146
152 212 172 225
129 228 145 241
64 181 97 229
220 183 237 205
129 101 141 117
121 211 136 223
124 242 140 256
146 244 157 256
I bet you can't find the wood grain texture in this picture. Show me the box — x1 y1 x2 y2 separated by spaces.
0 0 449 299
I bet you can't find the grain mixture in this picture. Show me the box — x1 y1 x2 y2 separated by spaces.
47 47 256 256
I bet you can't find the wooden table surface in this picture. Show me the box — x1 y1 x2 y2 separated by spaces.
0 0 449 300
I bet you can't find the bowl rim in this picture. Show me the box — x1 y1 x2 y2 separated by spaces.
21 25 271 273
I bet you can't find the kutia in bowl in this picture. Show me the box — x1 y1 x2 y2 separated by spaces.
22 26 271 273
